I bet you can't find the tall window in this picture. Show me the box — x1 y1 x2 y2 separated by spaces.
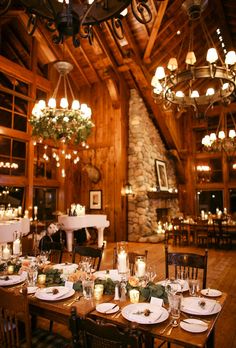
0 136 26 176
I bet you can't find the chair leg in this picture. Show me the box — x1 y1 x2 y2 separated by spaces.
49 320 53 332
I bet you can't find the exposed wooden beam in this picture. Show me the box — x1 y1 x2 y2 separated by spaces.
143 0 169 63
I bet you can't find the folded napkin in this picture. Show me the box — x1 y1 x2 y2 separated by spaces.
182 297 216 314
128 307 163 324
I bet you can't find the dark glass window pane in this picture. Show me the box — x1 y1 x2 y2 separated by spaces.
12 140 26 158
34 188 57 221
0 109 12 128
0 137 11 156
14 114 27 132
15 81 29 96
14 97 28 115
0 91 12 109
229 189 236 214
0 186 25 209
11 159 26 176
197 190 223 214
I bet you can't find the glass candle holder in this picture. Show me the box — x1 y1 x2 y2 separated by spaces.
94 284 104 300
129 289 140 303
38 274 46 285
7 265 14 275
135 256 146 278
117 241 129 275
2 244 11 260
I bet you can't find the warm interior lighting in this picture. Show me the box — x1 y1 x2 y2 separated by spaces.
202 112 236 155
0 162 18 169
124 183 133 196
151 0 236 116
30 61 94 177
2 0 153 47
196 164 211 183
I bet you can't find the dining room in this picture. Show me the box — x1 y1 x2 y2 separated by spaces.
0 0 236 347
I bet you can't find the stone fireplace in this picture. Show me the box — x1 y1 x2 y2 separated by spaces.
128 89 179 242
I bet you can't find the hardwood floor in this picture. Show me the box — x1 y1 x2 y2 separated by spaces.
41 241 236 348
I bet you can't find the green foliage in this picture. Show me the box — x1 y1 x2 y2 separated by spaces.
29 109 94 145
44 268 64 286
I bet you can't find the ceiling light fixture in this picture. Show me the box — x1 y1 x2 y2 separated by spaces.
30 60 94 177
151 0 236 117
2 0 153 47
201 112 236 155
30 60 94 147
196 164 211 183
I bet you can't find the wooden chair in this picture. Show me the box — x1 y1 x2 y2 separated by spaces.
113 248 148 276
69 307 142 348
165 245 208 289
72 243 104 271
0 287 70 348
213 219 232 249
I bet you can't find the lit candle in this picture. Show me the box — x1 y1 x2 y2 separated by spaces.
117 251 127 273
136 259 146 277
129 289 139 303
13 237 21 255
24 210 29 218
34 206 38 216
18 206 22 217
94 284 104 300
38 274 46 285
7 265 14 275
2 245 11 260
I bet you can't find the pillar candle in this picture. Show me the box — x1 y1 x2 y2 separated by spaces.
13 238 21 255
34 206 38 216
136 260 146 277
117 251 127 273
2 245 11 260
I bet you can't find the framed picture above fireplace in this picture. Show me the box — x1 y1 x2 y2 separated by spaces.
155 160 168 191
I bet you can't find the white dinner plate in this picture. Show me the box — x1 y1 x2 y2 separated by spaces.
20 286 38 294
121 303 169 324
96 303 120 314
0 274 26 287
181 297 222 315
180 318 208 333
94 270 121 282
35 286 74 301
201 288 222 297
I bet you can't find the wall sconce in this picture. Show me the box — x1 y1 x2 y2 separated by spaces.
124 183 133 196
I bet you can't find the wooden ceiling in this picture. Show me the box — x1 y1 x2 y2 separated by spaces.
1 0 236 151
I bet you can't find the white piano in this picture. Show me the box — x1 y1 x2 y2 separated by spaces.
58 214 110 251
0 218 30 244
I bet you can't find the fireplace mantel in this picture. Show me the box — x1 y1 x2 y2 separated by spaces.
147 191 178 199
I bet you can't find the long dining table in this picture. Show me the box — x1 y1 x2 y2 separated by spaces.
4 279 227 348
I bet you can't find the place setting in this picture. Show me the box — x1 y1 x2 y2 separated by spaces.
0 273 27 286
35 286 75 301
181 296 222 316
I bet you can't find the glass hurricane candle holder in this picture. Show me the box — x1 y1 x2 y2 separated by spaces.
135 255 146 278
117 241 129 275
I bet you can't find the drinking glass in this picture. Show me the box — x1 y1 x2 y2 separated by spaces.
28 266 38 286
168 293 182 320
188 278 199 296
82 279 94 299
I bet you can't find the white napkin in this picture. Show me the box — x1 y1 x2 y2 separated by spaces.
128 307 163 324
39 286 69 300
182 297 216 314
150 297 163 307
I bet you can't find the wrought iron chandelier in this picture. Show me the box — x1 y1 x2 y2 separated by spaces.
151 0 236 116
30 60 94 147
1 0 153 47
201 112 236 155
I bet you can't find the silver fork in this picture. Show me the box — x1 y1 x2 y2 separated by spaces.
159 321 172 334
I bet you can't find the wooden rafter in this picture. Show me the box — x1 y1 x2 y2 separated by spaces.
143 0 169 63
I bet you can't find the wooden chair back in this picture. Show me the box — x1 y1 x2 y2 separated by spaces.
0 287 32 348
113 248 148 276
70 307 142 348
72 244 104 271
165 245 208 289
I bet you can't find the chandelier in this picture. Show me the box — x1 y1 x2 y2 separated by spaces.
151 0 236 116
1 0 153 47
201 112 236 155
30 60 94 147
